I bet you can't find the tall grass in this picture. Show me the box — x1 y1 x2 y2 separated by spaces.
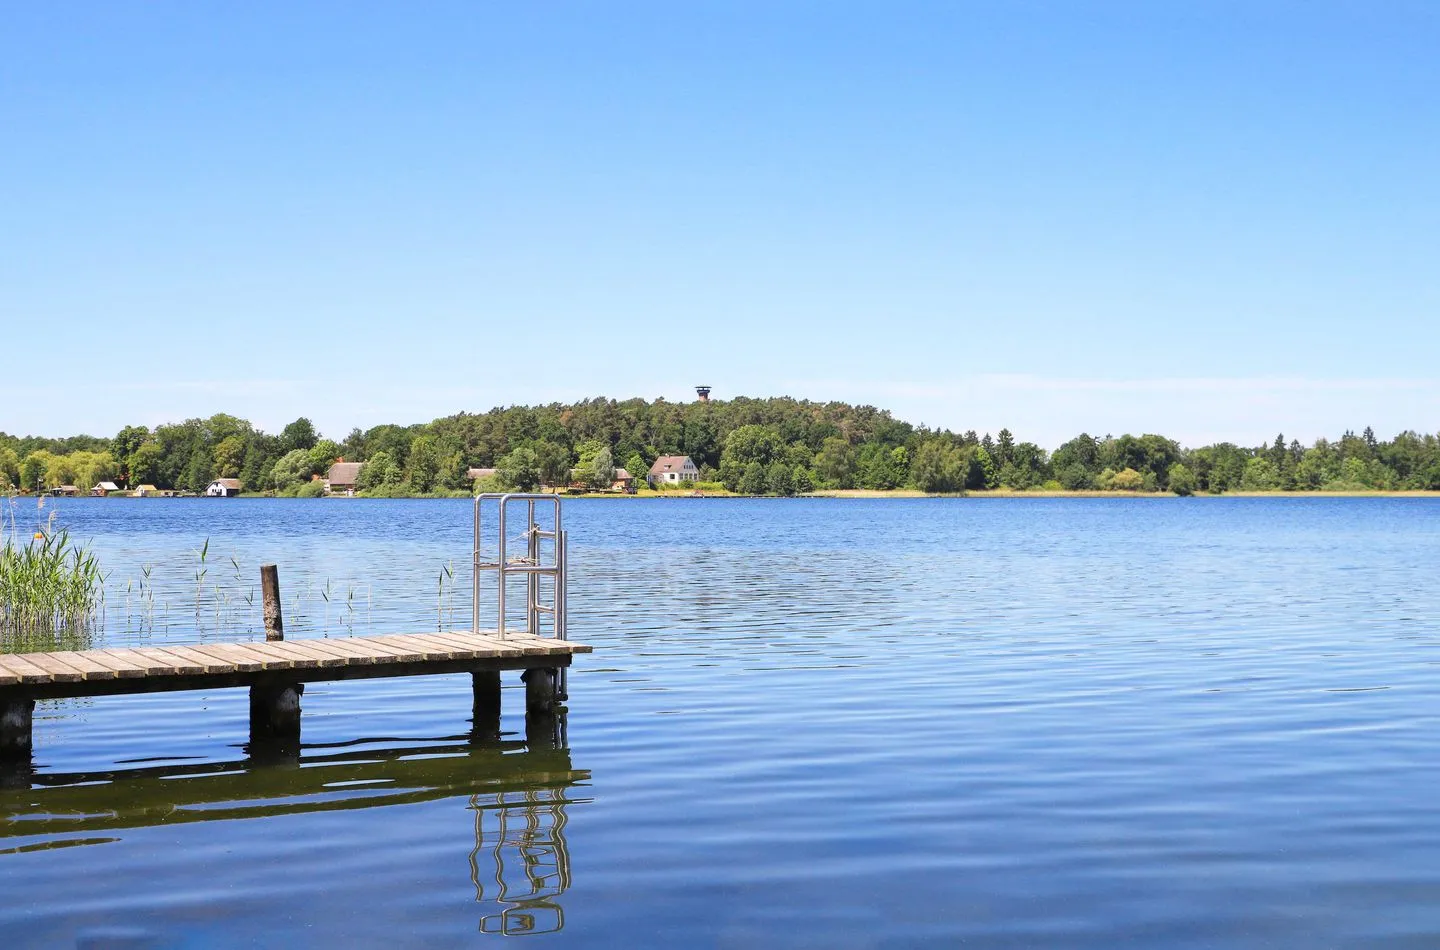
0 528 104 651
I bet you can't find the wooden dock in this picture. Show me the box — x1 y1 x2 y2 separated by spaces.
0 630 591 758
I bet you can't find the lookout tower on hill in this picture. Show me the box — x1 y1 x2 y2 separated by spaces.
695 386 712 402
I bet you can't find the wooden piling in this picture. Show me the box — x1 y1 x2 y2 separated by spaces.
523 667 557 715
261 564 284 641
0 699 35 759
249 679 303 741
472 670 502 739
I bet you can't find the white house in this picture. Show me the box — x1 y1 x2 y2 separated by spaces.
205 478 243 497
647 455 700 487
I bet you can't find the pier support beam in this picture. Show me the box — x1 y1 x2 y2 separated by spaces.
471 670 502 739
523 667 557 715
249 680 303 742
0 699 34 761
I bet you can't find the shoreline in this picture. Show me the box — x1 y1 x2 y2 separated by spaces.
29 489 1440 502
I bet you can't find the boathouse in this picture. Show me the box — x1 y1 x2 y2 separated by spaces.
205 478 243 497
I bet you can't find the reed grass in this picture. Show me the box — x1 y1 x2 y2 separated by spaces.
0 528 103 650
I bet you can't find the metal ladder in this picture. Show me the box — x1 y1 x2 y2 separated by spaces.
472 493 568 644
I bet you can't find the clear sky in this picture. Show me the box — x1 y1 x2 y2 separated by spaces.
4 2 1438 448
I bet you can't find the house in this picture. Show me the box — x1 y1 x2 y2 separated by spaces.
205 478 243 497
91 481 121 496
326 461 365 494
611 468 636 494
133 484 160 497
647 455 700 487
50 485 79 497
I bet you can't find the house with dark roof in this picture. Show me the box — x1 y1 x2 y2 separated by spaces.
647 455 700 487
326 461 365 494
205 478 243 497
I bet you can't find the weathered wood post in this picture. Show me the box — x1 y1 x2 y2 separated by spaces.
523 667 557 715
261 563 283 641
0 699 35 760
251 564 302 743
471 670 502 740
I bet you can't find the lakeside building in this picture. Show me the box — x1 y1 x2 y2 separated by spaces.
326 461 364 495
91 481 121 496
205 478 243 497
647 455 700 487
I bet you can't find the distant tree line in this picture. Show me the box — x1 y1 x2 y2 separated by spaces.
2 399 1438 496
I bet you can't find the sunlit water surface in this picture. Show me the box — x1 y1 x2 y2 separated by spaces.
2 497 1439 947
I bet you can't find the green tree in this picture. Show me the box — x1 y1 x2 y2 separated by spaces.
0 446 18 491
496 446 541 492
1107 467 1144 491
405 435 441 493
1168 463 1197 496
766 461 795 496
308 439 342 475
814 437 858 489
739 461 766 495
911 440 964 493
270 449 313 491
576 440 615 490
357 451 400 492
130 442 165 487
535 441 573 489
1240 457 1279 491
280 418 319 454
213 436 247 479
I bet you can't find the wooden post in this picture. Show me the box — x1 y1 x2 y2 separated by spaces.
249 679 303 742
261 564 284 641
471 670 502 740
523 667 556 715
0 699 35 760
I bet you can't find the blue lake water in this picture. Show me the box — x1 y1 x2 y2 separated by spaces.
2 496 1440 947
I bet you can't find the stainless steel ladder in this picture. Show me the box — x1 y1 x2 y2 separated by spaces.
472 493 568 644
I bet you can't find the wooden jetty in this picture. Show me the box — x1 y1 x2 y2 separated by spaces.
0 629 590 757
0 494 589 759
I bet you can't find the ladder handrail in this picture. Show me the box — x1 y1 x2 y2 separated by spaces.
473 494 566 641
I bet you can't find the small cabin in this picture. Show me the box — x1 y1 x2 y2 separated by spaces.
326 461 364 494
205 478 243 497
647 455 700 487
91 481 121 496
133 484 160 497
611 468 637 494
49 485 79 497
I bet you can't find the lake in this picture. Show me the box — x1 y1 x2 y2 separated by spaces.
2 496 1439 947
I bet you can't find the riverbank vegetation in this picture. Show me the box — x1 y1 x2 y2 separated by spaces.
3 399 1439 497
0 518 103 649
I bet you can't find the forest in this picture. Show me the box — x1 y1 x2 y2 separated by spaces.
2 396 1439 497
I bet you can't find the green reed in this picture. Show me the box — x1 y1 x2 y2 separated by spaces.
0 528 104 650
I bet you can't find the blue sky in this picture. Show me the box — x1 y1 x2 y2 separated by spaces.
4 2 1438 448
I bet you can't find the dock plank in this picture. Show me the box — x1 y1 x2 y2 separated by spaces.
233 642 312 670
96 648 178 676
184 641 266 670
16 653 82 683
283 639 379 665
38 652 118 681
0 653 56 684
75 650 148 678
129 647 205 676
161 646 239 675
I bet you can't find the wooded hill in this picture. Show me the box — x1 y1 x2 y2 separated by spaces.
2 397 1438 496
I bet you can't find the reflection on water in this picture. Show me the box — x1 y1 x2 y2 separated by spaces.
472 787 572 936
0 719 588 934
